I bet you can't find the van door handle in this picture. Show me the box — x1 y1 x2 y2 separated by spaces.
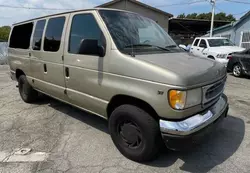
197 49 200 51
43 64 47 73
65 67 69 78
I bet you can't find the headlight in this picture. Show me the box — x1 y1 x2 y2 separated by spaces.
168 88 202 110
169 90 186 109
216 54 227 58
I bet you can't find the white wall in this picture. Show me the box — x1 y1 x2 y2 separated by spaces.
235 18 250 48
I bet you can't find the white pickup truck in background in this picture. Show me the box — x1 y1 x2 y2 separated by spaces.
190 37 245 66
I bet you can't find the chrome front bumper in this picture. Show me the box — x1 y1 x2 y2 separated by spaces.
159 94 228 136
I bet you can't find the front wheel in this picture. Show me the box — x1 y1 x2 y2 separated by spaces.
18 75 38 103
109 105 162 162
233 64 242 77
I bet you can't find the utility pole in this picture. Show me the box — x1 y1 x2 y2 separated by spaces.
210 0 215 37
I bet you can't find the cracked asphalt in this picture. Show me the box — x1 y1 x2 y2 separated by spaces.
0 65 250 173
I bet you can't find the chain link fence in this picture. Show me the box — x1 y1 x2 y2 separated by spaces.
0 42 8 65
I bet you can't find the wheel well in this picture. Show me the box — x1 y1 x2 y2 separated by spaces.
16 69 25 80
207 55 215 59
107 95 159 120
233 62 241 67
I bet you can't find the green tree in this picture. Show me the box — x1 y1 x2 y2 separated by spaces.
186 13 198 19
226 14 236 22
177 12 236 21
177 13 186 18
0 26 11 42
197 12 212 20
215 12 227 21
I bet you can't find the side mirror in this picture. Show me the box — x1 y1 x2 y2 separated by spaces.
78 39 105 57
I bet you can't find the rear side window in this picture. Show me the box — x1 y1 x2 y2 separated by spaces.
69 14 102 54
44 17 65 52
32 20 46 50
9 23 33 49
193 39 200 46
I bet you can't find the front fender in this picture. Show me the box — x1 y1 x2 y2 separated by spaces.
207 51 218 58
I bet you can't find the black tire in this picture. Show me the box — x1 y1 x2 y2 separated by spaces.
18 75 38 103
109 105 162 162
233 64 242 77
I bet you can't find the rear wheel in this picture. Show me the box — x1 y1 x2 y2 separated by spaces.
233 64 242 77
18 75 38 103
109 105 162 162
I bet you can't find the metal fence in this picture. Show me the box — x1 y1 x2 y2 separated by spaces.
0 42 8 65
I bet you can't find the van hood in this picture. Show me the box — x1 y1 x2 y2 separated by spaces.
136 52 226 87
209 46 245 54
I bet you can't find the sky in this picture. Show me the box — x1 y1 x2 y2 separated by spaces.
0 0 249 26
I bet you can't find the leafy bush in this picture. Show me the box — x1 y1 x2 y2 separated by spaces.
0 26 11 41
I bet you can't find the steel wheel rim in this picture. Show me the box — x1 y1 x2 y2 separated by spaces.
118 121 142 149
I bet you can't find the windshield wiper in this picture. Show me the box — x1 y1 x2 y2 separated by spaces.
124 44 170 51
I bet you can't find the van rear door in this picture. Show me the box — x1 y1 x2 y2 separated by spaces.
8 22 33 78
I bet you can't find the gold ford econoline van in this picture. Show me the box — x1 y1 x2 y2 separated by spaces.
8 8 229 162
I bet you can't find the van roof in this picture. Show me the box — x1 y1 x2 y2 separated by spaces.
13 8 136 25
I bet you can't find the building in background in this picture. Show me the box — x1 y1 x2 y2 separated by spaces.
97 0 173 32
169 18 230 45
212 11 250 49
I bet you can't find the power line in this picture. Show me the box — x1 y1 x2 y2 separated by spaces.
0 0 211 11
155 0 207 8
224 0 250 4
215 5 249 16
0 4 74 10
233 10 249 15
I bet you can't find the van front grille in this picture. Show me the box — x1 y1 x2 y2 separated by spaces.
202 77 226 106
205 80 225 100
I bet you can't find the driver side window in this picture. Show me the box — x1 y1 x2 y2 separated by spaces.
69 13 102 54
199 39 207 48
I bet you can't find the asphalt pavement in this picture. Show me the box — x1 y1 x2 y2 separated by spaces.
0 65 249 173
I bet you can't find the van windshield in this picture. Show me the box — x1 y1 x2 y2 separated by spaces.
99 10 179 55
